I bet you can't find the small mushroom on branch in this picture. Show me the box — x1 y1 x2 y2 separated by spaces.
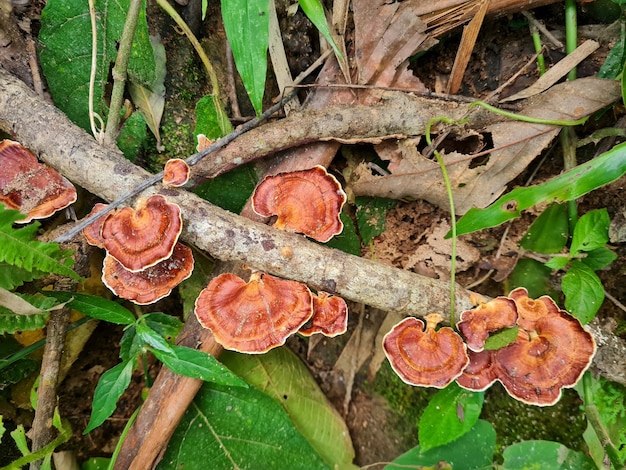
383 313 469 388
0 139 76 223
163 158 190 188
251 165 347 242
299 291 348 337
81 203 109 248
457 296 518 352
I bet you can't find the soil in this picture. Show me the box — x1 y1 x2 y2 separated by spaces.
1 0 625 468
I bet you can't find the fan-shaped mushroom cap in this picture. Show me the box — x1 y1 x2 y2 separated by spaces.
457 297 518 352
0 140 77 224
508 287 560 331
251 165 347 242
101 194 183 272
495 310 596 406
102 243 194 305
194 272 313 354
163 158 190 187
299 291 348 337
456 349 500 391
82 203 109 248
383 313 469 388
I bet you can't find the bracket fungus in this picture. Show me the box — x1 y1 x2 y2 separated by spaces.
508 287 560 331
456 349 500 392
163 158 190 187
102 243 194 305
251 165 347 242
101 194 183 272
456 296 518 352
194 272 314 354
383 313 469 388
299 291 348 337
0 139 77 223
81 203 108 249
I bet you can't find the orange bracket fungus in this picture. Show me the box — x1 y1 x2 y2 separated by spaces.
102 243 194 305
456 349 500 392
163 158 190 187
194 272 313 354
383 313 469 388
0 139 77 223
299 291 348 337
101 194 183 272
456 296 518 352
81 203 109 248
251 165 347 242
507 286 560 331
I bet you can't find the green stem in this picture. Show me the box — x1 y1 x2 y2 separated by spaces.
469 101 588 126
582 373 625 470
565 0 578 81
104 0 143 146
107 405 141 470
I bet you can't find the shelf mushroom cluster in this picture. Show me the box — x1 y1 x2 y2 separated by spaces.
383 287 596 406
0 140 77 223
82 195 194 305
194 165 349 353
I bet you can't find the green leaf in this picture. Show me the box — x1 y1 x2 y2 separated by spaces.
386 419 496 470
355 196 397 245
544 255 571 271
325 210 361 256
417 383 484 452
0 263 41 290
39 0 155 131
142 312 183 342
221 348 356 469
598 37 626 79
562 261 604 324
0 207 78 280
193 163 258 214
484 326 519 351
520 203 568 254
150 345 247 387
508 259 554 304
570 209 610 254
0 293 61 334
119 325 142 362
195 94 233 140
221 0 270 116
502 440 596 469
455 142 626 236
43 291 135 325
135 320 174 354
298 0 343 62
116 111 147 162
84 359 135 433
582 246 617 271
158 383 329 470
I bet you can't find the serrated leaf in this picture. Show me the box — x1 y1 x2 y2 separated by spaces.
520 203 569 254
0 207 78 280
502 440 596 469
570 208 610 254
221 0 270 116
582 247 617 271
221 348 356 468
150 346 247 387
484 326 519 351
0 294 61 334
562 261 604 324
128 35 166 144
544 255 571 271
116 111 148 162
158 383 329 470
418 383 484 453
43 291 135 325
386 419 496 470
0 263 41 290
508 258 554 301
84 359 135 434
39 0 155 131
355 196 397 245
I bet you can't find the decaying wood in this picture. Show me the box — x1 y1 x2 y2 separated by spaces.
1 65 625 467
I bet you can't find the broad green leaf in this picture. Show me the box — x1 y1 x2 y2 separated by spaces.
598 37 626 79
502 440 595 469
119 325 143 362
135 320 174 354
325 210 361 256
193 163 258 214
43 291 135 325
455 142 626 236
0 415 4 442
39 0 155 131
418 383 484 452
0 207 78 280
84 359 135 433
158 383 329 470
386 419 496 470
143 312 183 342
150 345 247 387
80 457 112 470
520 203 568 254
116 111 148 162
582 246 618 271
298 0 343 62
570 209 610 254
355 196 397 245
221 0 270 116
509 259 554 299
221 348 356 469
195 94 233 140
484 326 519 351
544 255 571 271
562 261 604 324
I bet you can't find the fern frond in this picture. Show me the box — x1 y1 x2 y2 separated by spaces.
0 293 60 334
0 206 79 281
0 263 43 290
